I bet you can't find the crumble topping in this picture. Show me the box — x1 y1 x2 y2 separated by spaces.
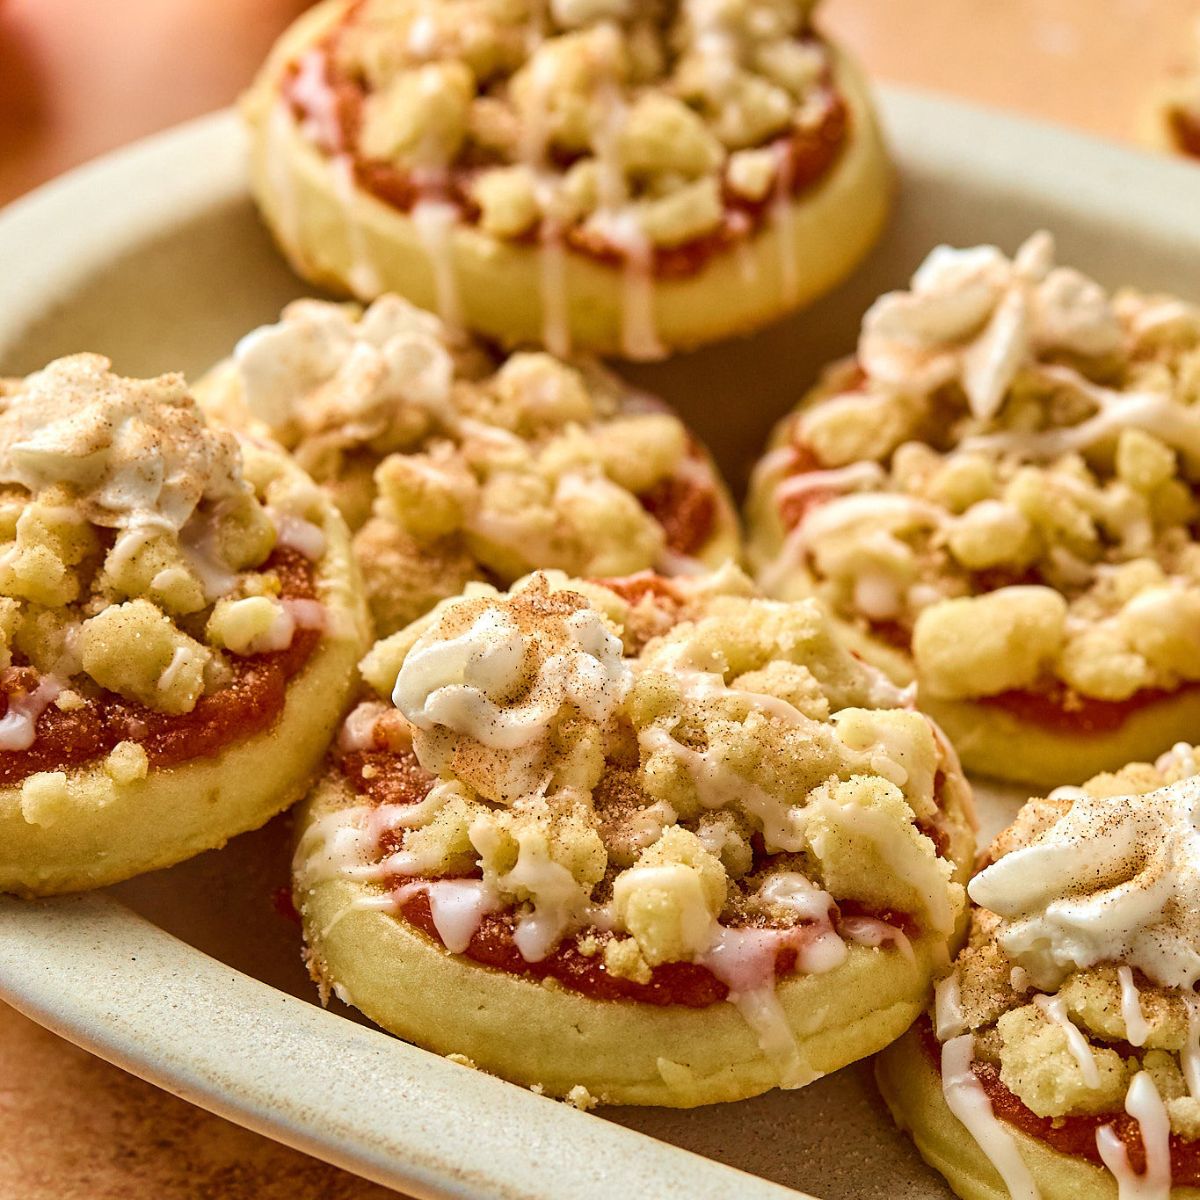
936 743 1200 1136
301 566 968 998
290 0 840 256
0 355 328 721
204 295 733 635
750 233 1200 704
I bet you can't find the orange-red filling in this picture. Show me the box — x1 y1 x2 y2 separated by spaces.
0 548 321 786
637 470 718 558
920 1019 1200 1184
338 714 932 1008
281 17 849 279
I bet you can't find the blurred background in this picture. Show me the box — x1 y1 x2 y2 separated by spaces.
1 0 1198 208
0 0 1197 1197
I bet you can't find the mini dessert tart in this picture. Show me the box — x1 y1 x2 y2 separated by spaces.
241 0 891 359
746 232 1200 787
0 355 368 896
293 566 975 1107
877 742 1200 1200
199 293 740 636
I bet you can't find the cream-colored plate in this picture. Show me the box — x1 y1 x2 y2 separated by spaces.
1 92 1199 1200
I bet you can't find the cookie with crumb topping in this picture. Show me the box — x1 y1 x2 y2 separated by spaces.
292 565 975 1107
198 294 739 636
877 743 1200 1200
240 0 891 359
0 355 369 896
747 232 1200 787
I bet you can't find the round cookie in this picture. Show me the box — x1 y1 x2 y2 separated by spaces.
241 0 892 359
0 355 368 895
294 566 975 1107
747 231 1200 787
877 742 1200 1200
199 293 740 636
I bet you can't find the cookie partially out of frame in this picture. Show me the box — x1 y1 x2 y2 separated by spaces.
199 293 740 637
241 0 891 359
878 743 1200 1200
748 231 1200 786
0 355 368 895
294 566 974 1107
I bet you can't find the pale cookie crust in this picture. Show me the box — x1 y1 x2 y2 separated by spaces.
241 0 892 358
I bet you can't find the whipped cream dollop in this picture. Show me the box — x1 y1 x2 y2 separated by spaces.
393 599 631 750
0 354 247 531
969 778 1200 990
231 295 455 437
860 232 1124 421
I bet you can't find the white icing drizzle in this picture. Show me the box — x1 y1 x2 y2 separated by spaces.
839 914 915 964
639 724 806 853
772 140 798 305
619 236 667 361
395 878 499 953
411 200 463 328
180 517 239 603
338 700 391 752
772 461 888 511
282 597 326 631
969 780 1200 992
962 366 1200 464
395 604 630 750
934 970 967 1040
1118 965 1150 1047
269 509 327 561
940 1035 1040 1200
697 921 843 1089
1096 1071 1172 1200
1033 992 1100 1087
0 675 63 751
106 525 161 580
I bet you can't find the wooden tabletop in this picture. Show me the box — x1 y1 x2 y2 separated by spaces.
0 1 1196 1196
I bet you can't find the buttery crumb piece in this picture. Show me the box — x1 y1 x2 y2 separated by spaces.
446 1053 478 1070
564 1085 598 1112
576 933 601 958
19 771 69 827
53 689 86 712
603 935 653 985
103 741 150 785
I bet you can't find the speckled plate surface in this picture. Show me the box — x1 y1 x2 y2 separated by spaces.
2 92 1200 1200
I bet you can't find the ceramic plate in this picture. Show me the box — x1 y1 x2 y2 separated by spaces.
2 89 1200 1200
